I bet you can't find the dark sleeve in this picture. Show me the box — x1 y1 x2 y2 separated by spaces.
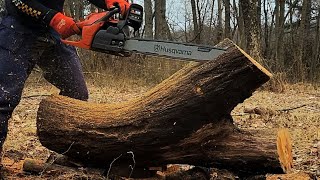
10 0 58 25
87 0 107 10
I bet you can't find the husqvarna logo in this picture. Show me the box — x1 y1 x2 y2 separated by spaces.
154 44 192 56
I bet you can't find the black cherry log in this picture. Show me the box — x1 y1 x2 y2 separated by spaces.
36 39 293 176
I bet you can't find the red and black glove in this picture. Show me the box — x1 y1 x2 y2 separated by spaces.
50 12 81 39
105 0 130 16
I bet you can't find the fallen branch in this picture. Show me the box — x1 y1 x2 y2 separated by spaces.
243 104 309 116
37 39 292 177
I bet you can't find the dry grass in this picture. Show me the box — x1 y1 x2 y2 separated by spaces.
2 72 320 179
233 83 320 177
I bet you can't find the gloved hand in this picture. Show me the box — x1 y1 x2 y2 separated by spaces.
50 12 81 39
105 0 130 16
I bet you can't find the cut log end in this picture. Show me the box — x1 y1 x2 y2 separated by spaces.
277 129 293 173
234 43 273 78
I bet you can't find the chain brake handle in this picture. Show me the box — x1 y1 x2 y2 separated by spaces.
61 8 121 49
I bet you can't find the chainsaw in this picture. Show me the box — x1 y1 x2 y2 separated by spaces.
62 4 226 61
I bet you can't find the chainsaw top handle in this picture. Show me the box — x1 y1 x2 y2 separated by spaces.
95 7 121 24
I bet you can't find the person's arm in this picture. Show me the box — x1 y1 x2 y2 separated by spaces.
10 0 57 24
10 0 79 38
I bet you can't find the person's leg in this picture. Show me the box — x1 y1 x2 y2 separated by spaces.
37 41 89 101
0 35 34 148
0 17 43 168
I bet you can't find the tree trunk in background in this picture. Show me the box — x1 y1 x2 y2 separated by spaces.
196 0 205 43
274 0 285 71
155 0 169 40
297 0 311 81
289 0 296 74
217 0 223 42
224 0 231 39
73 0 84 20
144 0 153 39
237 0 246 48
63 0 72 17
208 1 215 44
239 0 263 63
256 0 261 30
263 0 269 59
190 0 200 43
312 7 320 83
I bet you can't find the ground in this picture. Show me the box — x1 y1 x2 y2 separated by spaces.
1 73 320 179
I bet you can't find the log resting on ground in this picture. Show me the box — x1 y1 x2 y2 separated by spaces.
36 39 293 176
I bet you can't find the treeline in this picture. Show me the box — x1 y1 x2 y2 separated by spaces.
145 0 320 83
142 0 320 84
1 0 319 84
69 0 319 84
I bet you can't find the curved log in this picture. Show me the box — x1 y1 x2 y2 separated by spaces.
36 39 292 176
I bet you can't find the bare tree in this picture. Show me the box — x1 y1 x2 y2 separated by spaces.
191 0 200 43
274 0 285 70
239 0 263 62
263 0 269 58
154 0 171 40
236 0 246 48
297 0 311 81
144 0 153 39
224 0 231 39
217 0 223 42
311 2 320 82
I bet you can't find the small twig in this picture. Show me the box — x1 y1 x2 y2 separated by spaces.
106 154 123 180
40 142 75 176
305 106 320 112
82 72 108 77
276 104 308 112
22 94 51 99
127 151 136 178
231 113 249 116
61 142 75 155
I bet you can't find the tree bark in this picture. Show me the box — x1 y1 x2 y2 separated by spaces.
224 0 231 39
274 0 285 71
263 0 269 59
154 0 169 40
239 0 263 63
236 0 246 48
311 5 320 84
217 0 223 42
190 0 200 43
144 0 153 39
296 0 311 81
37 39 292 176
